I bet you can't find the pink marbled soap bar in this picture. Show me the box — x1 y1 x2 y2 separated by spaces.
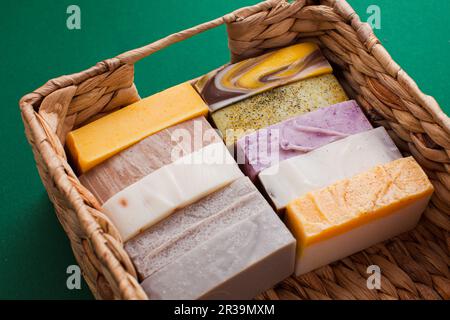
235 100 373 181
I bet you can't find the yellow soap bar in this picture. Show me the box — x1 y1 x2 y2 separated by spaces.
66 83 208 173
286 157 433 275
211 74 348 145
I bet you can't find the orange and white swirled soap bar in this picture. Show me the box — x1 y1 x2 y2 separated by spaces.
66 82 208 173
285 157 434 276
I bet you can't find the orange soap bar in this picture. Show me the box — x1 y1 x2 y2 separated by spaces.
66 83 208 173
286 157 434 276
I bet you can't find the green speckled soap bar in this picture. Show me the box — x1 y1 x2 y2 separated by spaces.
211 74 349 145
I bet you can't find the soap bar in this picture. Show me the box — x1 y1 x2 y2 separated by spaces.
285 157 434 276
125 176 258 279
211 74 348 145
80 117 221 204
67 82 209 173
195 43 332 112
236 100 372 181
132 177 296 300
259 127 402 211
103 143 243 241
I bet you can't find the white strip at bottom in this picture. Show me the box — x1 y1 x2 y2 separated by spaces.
295 196 431 276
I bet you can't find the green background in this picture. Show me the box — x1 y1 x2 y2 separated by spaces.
1 0 449 299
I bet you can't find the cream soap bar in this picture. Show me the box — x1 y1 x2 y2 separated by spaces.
259 127 402 211
67 82 209 173
286 157 434 276
211 74 348 145
131 177 296 300
103 143 243 241
236 100 372 181
195 43 332 112
80 117 221 204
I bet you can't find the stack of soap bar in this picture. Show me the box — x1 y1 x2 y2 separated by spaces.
285 157 434 276
194 42 348 145
259 127 403 211
79 123 296 299
103 142 243 241
127 176 296 300
80 117 221 203
236 100 373 181
67 82 209 173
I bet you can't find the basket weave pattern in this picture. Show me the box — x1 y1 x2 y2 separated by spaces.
19 0 449 300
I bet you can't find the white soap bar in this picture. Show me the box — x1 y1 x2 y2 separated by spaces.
141 201 296 300
296 197 431 275
259 127 402 211
103 143 243 241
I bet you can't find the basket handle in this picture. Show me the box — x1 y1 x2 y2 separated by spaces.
115 0 283 65
19 0 286 110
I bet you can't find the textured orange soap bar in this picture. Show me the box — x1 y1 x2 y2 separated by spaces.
285 157 434 275
66 83 208 173
287 157 434 246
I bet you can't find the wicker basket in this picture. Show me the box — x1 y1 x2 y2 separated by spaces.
19 0 449 300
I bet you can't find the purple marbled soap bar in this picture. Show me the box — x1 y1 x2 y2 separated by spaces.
235 100 373 181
